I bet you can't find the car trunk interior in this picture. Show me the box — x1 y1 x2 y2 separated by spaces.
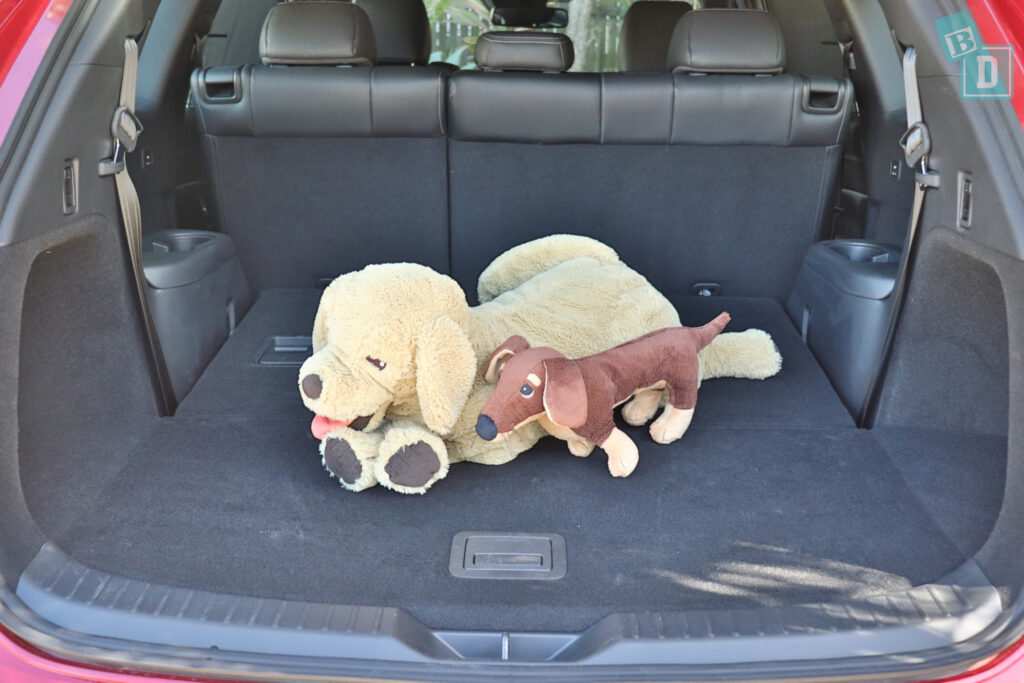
14 227 1008 633
2 0 1023 677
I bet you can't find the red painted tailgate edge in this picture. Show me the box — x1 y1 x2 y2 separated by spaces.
0 0 70 145
0 0 49 87
966 0 1024 128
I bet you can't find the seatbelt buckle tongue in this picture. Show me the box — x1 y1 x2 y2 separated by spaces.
110 105 143 153
899 120 930 168
99 106 144 177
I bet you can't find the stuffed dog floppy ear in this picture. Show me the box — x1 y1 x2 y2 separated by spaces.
484 335 531 383
310 300 329 352
542 358 588 429
415 315 477 435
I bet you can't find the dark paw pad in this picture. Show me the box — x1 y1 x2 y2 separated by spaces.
385 441 441 488
323 438 362 485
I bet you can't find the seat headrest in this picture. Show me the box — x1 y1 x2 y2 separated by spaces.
260 1 378 66
474 32 574 72
354 0 430 65
668 9 785 74
619 1 693 72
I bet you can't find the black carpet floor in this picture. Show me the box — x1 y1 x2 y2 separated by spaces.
19 290 1006 633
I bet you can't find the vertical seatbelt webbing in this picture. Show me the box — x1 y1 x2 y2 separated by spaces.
100 39 177 414
857 46 940 425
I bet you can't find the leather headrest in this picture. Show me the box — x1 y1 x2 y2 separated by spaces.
260 1 378 66
354 0 430 65
475 32 574 72
619 1 693 72
668 9 785 74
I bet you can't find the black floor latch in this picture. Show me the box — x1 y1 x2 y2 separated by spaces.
254 336 313 366
449 532 566 580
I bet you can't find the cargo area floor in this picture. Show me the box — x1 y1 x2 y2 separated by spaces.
19 290 1006 633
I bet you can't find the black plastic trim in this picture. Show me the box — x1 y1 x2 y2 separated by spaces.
253 335 313 367
142 229 238 289
6 542 1006 679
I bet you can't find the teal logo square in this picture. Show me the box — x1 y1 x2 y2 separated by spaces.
962 46 1013 98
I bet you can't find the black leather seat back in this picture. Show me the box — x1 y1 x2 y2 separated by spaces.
448 9 852 300
191 1 449 290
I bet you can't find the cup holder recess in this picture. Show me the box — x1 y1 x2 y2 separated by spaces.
142 230 236 290
828 241 899 264
148 233 214 253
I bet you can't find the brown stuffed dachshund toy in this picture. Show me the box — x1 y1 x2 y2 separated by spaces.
476 313 731 477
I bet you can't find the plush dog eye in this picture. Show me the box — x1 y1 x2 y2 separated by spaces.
366 356 386 371
519 384 534 398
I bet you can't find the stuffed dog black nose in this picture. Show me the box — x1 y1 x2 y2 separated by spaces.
301 374 322 399
476 414 498 441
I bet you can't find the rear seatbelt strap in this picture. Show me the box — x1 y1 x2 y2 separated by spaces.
857 46 940 425
100 38 176 414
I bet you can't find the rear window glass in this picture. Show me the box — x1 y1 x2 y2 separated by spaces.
427 0 635 71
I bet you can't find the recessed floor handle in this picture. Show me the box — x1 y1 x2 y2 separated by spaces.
473 552 544 568
450 532 566 580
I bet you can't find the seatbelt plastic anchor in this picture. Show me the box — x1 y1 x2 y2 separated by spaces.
915 168 940 189
899 120 931 168
98 142 124 176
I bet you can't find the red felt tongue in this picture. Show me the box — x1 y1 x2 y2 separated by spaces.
311 414 353 440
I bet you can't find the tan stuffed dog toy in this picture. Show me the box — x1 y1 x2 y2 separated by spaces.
477 313 733 478
298 235 781 494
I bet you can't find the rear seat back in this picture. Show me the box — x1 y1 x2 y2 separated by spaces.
451 32 583 141
448 9 852 300
191 1 449 290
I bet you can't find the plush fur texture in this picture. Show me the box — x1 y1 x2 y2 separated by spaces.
299 235 781 493
475 234 620 303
